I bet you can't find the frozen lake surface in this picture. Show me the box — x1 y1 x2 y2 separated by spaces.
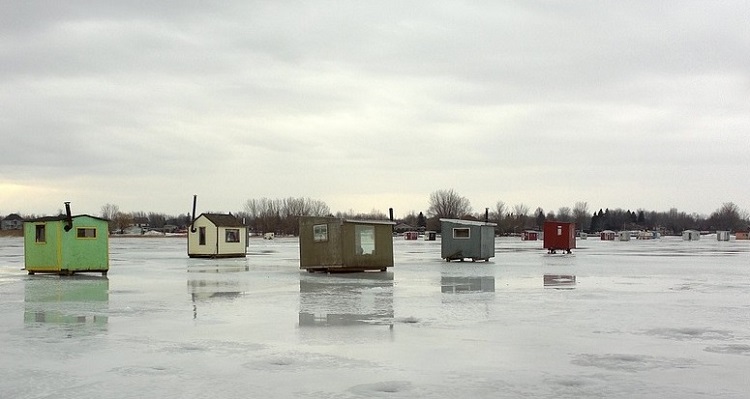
1 235 749 398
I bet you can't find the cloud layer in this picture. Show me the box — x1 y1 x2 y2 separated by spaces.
2 1 749 217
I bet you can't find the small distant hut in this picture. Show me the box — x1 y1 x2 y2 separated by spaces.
682 230 700 241
637 231 655 240
522 230 539 241
403 231 419 240
543 221 576 254
736 231 750 240
716 231 731 241
600 230 616 241
617 231 631 241
424 231 437 241
23 203 109 276
187 213 247 258
440 219 496 262
299 216 395 272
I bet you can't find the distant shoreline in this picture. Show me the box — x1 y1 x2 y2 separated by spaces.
0 230 22 237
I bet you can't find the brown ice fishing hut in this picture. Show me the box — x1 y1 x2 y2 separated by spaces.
543 221 576 254
299 216 395 272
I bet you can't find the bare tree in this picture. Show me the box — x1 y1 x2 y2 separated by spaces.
709 202 746 231
427 189 472 219
101 203 119 221
101 203 120 232
511 203 530 232
512 203 529 219
557 206 572 222
113 212 132 234
573 201 589 231
493 201 506 223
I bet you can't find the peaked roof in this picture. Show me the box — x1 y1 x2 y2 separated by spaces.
4 213 24 220
199 213 245 227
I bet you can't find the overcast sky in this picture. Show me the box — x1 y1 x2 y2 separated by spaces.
2 1 749 219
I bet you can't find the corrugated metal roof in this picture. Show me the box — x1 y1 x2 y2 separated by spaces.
439 218 497 227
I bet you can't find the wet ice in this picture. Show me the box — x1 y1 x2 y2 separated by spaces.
1 235 749 398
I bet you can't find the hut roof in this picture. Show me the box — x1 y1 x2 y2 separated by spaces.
201 213 245 227
344 219 396 226
26 214 109 223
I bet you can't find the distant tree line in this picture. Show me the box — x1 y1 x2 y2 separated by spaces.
422 189 750 235
58 190 740 236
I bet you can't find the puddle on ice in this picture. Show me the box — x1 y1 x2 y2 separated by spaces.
1 236 750 398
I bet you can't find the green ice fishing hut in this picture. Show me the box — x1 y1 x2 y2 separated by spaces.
23 203 110 276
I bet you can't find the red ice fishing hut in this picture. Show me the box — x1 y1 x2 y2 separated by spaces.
543 221 576 254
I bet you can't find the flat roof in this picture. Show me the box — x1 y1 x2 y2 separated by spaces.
439 218 497 227
343 219 396 226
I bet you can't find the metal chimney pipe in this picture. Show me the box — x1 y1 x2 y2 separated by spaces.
190 195 197 233
64 202 73 232
389 208 394 221
485 208 489 223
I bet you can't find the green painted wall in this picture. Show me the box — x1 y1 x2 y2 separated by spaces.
24 215 109 274
23 221 61 272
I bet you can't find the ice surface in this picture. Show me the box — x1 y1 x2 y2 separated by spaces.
1 235 749 398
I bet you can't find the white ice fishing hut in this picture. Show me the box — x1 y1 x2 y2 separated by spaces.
682 230 700 241
188 213 247 258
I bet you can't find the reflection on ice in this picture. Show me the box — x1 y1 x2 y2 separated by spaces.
544 274 577 289
187 264 250 318
24 275 109 330
298 272 394 327
441 276 495 293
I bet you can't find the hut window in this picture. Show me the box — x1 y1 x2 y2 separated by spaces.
355 225 375 255
453 227 470 239
35 224 46 243
225 229 240 243
199 227 206 245
76 228 97 238
313 224 328 242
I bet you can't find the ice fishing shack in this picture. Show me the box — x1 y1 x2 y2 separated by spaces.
522 230 539 241
187 213 247 258
23 203 109 276
542 221 576 254
440 219 496 262
299 216 395 272
682 230 700 241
